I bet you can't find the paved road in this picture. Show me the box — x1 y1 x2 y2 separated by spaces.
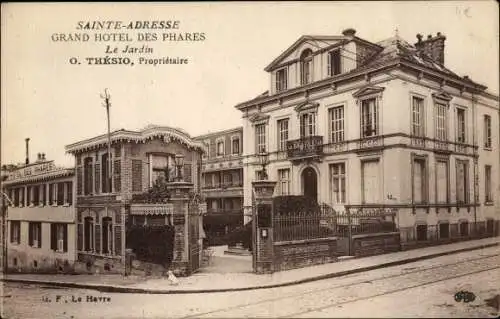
2 246 500 318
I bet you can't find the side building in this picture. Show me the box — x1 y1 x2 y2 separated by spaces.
235 29 500 244
3 154 76 272
194 127 244 245
64 125 204 274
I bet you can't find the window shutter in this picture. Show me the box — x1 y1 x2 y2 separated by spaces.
436 162 447 203
363 161 379 203
63 224 68 252
76 165 83 195
28 223 33 246
38 224 42 248
95 222 101 254
94 163 100 194
327 52 332 76
132 160 142 192
114 225 122 256
114 159 121 192
77 223 83 251
51 224 57 250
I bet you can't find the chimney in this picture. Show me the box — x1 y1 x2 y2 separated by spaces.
342 28 356 38
37 153 41 161
415 32 446 65
42 153 46 160
25 138 30 165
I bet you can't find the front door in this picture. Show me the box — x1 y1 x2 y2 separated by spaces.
302 167 318 202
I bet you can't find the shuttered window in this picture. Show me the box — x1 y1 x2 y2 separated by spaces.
29 222 42 248
362 160 379 203
436 161 448 203
51 223 67 252
412 158 427 203
84 217 94 252
456 160 469 203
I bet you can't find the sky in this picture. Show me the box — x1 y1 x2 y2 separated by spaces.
2 1 498 167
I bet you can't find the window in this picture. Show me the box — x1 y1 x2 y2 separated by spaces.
456 108 466 143
416 224 427 241
484 115 492 148
33 185 39 206
26 186 32 206
13 188 19 207
19 187 24 207
29 222 42 248
278 169 290 195
435 103 448 141
456 160 469 203
255 124 266 154
101 153 111 193
255 170 265 181
83 157 93 195
362 160 380 203
328 50 341 76
216 140 225 156
328 106 345 143
151 154 174 186
277 119 289 151
41 184 46 206
275 68 288 92
460 221 469 237
361 98 378 137
203 140 210 159
51 223 67 252
10 221 20 244
84 217 94 252
436 160 449 203
232 137 240 155
57 183 64 206
439 222 450 239
223 173 233 187
102 217 113 255
412 157 427 203
485 165 492 202
330 163 346 204
300 112 316 138
300 49 313 85
411 96 425 137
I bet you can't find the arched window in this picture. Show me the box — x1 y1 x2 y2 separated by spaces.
84 216 94 251
102 217 113 255
300 49 313 85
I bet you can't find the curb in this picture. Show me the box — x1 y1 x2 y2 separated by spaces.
2 242 499 294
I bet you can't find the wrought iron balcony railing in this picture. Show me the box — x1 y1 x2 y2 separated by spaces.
286 136 323 160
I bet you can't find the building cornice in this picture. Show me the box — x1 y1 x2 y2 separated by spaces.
4 168 74 186
65 125 205 154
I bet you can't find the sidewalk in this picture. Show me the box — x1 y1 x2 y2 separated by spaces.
2 236 499 294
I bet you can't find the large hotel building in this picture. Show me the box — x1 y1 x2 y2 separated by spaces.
235 29 499 240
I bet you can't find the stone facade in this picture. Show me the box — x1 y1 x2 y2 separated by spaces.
236 29 499 245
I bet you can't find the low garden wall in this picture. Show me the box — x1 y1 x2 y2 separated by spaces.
273 237 338 272
350 232 401 257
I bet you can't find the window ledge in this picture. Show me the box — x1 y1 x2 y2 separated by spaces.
484 147 492 151
63 203 70 207
484 201 494 206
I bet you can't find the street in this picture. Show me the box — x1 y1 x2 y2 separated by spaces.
2 246 499 318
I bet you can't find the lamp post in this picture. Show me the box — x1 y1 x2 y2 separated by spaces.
174 154 185 182
257 152 269 180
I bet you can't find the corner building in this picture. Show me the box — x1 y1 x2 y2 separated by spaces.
65 125 204 273
236 29 499 243
3 156 76 272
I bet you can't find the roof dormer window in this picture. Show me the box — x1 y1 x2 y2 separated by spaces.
328 49 341 76
275 68 287 92
300 49 313 85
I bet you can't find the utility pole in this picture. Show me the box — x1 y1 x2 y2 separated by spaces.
101 89 112 192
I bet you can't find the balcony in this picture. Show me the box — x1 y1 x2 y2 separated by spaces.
410 136 426 148
286 136 324 162
433 140 451 153
202 182 243 198
357 135 384 150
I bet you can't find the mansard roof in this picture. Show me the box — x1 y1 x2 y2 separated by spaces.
65 125 205 154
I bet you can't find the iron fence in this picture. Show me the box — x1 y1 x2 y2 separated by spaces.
273 203 336 242
336 206 398 237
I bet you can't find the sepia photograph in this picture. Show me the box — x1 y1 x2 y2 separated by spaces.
1 1 499 318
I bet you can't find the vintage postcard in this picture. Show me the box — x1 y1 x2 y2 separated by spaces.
1 1 499 318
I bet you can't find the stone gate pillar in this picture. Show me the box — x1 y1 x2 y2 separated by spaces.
252 180 276 274
168 181 193 276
